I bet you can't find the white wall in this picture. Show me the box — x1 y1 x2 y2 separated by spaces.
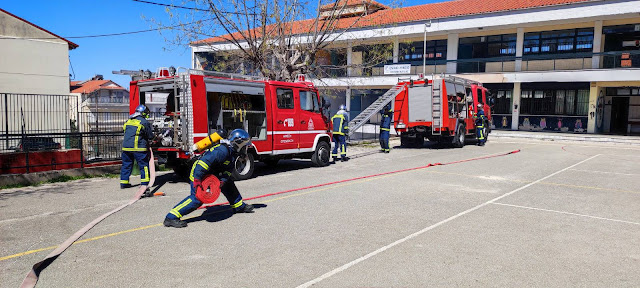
0 10 71 95
0 38 70 94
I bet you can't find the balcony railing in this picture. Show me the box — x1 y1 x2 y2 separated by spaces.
317 51 640 78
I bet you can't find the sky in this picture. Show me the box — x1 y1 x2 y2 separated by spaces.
2 0 441 88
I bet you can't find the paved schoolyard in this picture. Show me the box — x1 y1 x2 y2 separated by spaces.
1 137 639 287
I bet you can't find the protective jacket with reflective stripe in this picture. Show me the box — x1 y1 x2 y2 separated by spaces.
332 113 349 135
122 116 153 151
474 110 486 127
189 144 234 183
380 108 393 130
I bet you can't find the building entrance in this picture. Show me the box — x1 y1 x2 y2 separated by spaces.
610 97 630 134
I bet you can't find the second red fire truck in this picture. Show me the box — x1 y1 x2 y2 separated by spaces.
393 75 493 147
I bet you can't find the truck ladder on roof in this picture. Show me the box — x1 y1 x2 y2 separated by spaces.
347 83 405 137
431 79 442 136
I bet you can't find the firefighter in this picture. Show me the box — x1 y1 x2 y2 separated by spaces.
331 105 349 162
379 104 393 153
121 105 154 196
163 129 255 228
475 104 487 146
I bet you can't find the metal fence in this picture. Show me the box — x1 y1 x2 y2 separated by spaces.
0 93 129 174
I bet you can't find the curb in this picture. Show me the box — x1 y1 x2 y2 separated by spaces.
0 164 122 187
490 132 640 146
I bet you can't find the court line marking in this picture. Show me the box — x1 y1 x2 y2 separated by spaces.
569 169 640 176
492 202 640 226
495 140 640 151
424 170 639 195
294 154 600 288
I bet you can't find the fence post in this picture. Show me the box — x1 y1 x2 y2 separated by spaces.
4 94 8 150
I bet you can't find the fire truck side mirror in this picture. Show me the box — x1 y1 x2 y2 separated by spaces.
489 96 496 106
322 96 331 109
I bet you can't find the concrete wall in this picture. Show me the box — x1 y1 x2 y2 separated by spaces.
0 10 71 95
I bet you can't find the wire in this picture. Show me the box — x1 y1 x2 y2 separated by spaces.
132 0 257 15
0 20 209 40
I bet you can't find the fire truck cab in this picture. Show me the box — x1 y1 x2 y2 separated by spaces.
129 69 333 180
394 75 493 147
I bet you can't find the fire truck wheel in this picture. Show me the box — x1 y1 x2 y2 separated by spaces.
414 134 425 148
311 141 331 167
232 153 255 180
453 124 465 148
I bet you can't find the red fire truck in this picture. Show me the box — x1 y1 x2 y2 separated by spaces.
128 68 333 180
393 75 493 147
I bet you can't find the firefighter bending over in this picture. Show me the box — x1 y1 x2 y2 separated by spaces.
163 129 255 228
121 105 154 197
379 104 393 153
331 105 349 162
475 104 487 146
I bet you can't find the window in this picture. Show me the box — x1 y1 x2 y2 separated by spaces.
487 34 517 57
299 91 320 112
555 90 565 114
398 40 447 65
524 28 594 55
493 90 512 114
576 90 589 116
565 90 576 115
277 88 294 109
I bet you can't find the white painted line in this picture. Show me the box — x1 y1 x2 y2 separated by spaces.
495 141 640 151
492 202 640 226
569 169 640 176
295 154 601 288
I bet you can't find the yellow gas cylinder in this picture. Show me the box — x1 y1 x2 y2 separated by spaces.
191 132 223 152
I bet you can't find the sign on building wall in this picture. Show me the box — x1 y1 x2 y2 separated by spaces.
384 64 411 75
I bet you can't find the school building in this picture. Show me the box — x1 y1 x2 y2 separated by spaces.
191 0 640 135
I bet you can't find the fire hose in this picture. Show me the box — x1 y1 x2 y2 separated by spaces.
20 150 157 288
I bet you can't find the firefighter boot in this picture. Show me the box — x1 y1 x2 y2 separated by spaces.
163 217 188 228
235 203 255 213
120 183 132 189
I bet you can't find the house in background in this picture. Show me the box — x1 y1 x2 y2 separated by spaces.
70 75 130 132
0 8 78 146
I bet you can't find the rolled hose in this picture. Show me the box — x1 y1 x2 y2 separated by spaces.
195 175 221 204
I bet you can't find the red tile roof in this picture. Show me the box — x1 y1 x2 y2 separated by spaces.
197 0 593 44
0 8 78 50
319 0 389 11
71 80 126 94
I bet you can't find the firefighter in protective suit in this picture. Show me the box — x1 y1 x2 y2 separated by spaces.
331 105 349 162
475 104 487 146
121 105 154 196
163 129 255 228
379 104 393 153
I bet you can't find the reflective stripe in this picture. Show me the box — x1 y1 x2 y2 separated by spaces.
231 200 244 209
223 160 230 165
141 166 150 182
381 128 390 131
196 160 209 170
134 125 142 150
333 132 345 135
122 147 147 152
171 198 192 218
169 210 182 218
223 171 232 176
208 144 221 152
189 164 197 181
120 180 129 184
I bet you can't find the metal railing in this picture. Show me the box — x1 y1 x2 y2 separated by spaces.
317 51 640 78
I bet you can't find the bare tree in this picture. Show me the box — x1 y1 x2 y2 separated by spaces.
150 0 399 81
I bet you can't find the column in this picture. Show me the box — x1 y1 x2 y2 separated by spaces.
393 37 399 64
347 41 353 77
515 28 524 71
345 87 352 112
446 33 459 74
592 20 603 69
587 83 600 133
511 82 521 130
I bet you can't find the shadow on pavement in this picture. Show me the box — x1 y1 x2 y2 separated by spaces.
186 203 267 224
